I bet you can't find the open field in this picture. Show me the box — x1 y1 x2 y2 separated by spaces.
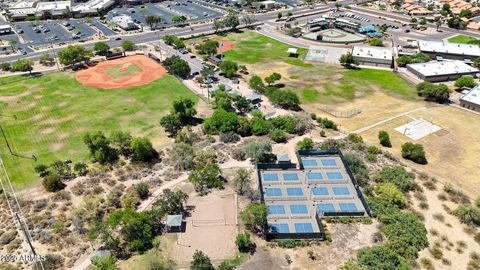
0 73 198 188
188 30 310 67
447 34 478 44
358 105 480 197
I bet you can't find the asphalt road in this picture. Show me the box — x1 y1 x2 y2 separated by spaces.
2 3 479 63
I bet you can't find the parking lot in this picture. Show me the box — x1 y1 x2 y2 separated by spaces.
108 1 222 29
14 19 96 46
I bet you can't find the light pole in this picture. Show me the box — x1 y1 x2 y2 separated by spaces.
49 40 61 71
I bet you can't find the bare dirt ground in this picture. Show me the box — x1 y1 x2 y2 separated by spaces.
172 187 238 265
75 55 167 89
358 105 480 197
239 222 379 270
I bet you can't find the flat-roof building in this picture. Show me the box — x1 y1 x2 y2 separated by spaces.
257 150 369 240
111 15 137 31
352 46 393 68
417 40 480 62
460 86 480 112
406 61 479 82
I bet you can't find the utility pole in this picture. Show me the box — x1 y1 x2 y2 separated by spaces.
157 30 163 61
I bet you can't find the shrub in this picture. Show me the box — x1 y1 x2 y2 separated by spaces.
220 131 240 143
203 109 239 134
251 119 273 136
401 142 427 164
42 174 65 192
235 232 253 252
378 131 391 147
318 118 338 130
270 129 288 143
296 137 314 150
367 146 382 155
133 183 150 200
375 183 406 208
453 204 480 226
243 140 273 163
374 166 416 192
347 133 363 143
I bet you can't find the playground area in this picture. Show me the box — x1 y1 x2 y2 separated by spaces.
174 191 238 263
303 29 366 43
75 55 167 89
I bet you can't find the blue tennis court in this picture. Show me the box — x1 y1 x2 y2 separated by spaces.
317 203 335 212
339 203 358 212
326 172 343 180
265 188 282 196
333 186 350 195
268 205 286 215
321 159 337 166
264 173 279 181
294 223 314 233
312 187 329 196
271 223 290 233
290 204 308 214
302 159 318 167
306 172 323 180
286 188 304 196
283 173 299 181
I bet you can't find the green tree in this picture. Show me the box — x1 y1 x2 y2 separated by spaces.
296 137 314 150
145 15 163 29
224 11 240 30
152 189 189 216
171 95 197 123
58 45 92 66
264 72 282 86
83 131 118 164
378 131 392 147
91 255 118 270
213 19 224 32
455 75 477 89
160 113 182 136
94 41 110 55
375 166 416 193
131 137 157 162
162 55 191 79
277 12 283 20
188 163 222 194
200 64 215 78
110 131 132 157
401 142 427 164
368 37 383 47
121 40 136 51
39 54 54 66
190 250 214 270
196 40 219 56
339 52 359 69
203 109 239 134
219 60 238 78
249 75 265 92
235 232 253 252
171 15 187 25
42 174 65 192
239 203 267 233
251 118 273 136
267 89 300 110
12 59 34 73
243 140 272 162
459 9 473 18
234 168 251 195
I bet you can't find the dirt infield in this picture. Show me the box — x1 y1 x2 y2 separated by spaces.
75 55 167 89
217 40 235 53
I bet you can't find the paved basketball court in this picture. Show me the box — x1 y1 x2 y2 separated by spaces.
304 46 349 64
394 118 442 140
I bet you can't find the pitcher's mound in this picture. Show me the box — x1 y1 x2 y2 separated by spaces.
76 55 167 89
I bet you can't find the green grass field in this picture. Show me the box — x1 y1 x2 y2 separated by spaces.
0 73 198 188
106 64 143 78
289 66 418 104
189 30 309 66
447 35 479 44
